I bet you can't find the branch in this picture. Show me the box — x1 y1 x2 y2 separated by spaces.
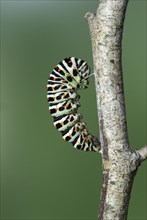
85 1 130 155
84 1 144 220
136 146 147 162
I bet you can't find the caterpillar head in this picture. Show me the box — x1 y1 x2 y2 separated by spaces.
78 62 90 89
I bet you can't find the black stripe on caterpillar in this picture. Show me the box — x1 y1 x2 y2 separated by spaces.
47 57 101 152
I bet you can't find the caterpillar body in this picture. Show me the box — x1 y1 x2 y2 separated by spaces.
47 57 100 152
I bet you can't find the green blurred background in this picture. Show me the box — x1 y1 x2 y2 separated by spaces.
1 0 146 219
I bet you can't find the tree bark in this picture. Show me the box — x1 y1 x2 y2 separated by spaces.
85 1 146 219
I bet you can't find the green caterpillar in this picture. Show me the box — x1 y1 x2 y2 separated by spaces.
47 57 100 152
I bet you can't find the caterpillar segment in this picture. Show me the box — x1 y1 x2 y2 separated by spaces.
52 67 74 85
75 59 90 79
53 113 81 131
62 122 86 142
49 72 68 84
47 91 80 104
61 58 81 84
72 129 88 150
72 128 100 152
75 59 90 89
58 57 89 89
47 83 74 93
49 99 80 117
86 134 100 152
56 62 80 89
47 57 101 152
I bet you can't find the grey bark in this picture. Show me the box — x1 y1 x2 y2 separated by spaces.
85 0 146 219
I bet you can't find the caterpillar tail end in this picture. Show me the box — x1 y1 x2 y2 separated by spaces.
93 137 101 153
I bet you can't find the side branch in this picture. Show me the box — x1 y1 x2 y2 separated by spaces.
85 12 96 35
136 146 147 162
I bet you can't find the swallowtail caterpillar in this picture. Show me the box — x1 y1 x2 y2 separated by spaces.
47 57 100 152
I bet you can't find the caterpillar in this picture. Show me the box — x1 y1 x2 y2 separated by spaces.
47 57 100 152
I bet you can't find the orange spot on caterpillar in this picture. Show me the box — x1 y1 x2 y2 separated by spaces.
62 93 67 97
